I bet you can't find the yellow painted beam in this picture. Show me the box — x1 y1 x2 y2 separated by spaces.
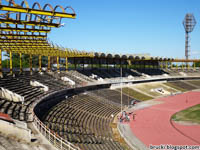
0 27 51 33
0 5 76 19
9 51 12 74
0 34 47 39
0 39 47 42
194 62 196 70
0 19 60 28
165 61 168 69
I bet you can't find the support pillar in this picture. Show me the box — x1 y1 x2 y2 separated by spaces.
82 57 84 71
10 51 13 74
160 61 163 69
57 56 60 72
176 63 178 70
65 57 68 71
170 62 173 69
165 61 168 69
187 62 189 70
182 62 184 70
39 55 42 73
20 53 22 73
48 56 50 72
91 58 93 69
29 54 32 74
194 62 196 70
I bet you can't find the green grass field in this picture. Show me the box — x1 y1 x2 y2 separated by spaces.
119 87 153 101
172 104 200 124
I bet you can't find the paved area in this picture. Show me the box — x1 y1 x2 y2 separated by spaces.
128 91 200 148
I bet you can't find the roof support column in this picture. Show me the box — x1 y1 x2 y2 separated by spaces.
187 62 190 70
182 62 184 70
176 63 178 70
0 49 2 76
57 56 60 73
65 57 68 71
106 58 109 71
29 54 32 74
20 53 22 73
10 51 13 75
48 56 50 72
194 62 196 70
170 62 173 69
91 58 93 69
74 57 77 70
82 57 84 71
160 61 163 69
39 55 42 73
165 61 168 69
99 58 101 69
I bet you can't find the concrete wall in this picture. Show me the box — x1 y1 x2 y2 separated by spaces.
0 120 31 142
61 77 75 85
30 81 49 92
0 87 24 103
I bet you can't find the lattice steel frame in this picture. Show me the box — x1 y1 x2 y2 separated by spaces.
0 0 93 74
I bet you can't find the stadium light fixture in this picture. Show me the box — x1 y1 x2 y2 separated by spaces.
183 13 196 61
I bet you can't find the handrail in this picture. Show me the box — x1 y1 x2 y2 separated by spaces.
32 107 80 150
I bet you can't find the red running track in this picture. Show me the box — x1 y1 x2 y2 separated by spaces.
129 91 200 147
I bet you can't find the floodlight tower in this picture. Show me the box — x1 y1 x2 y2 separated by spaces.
183 13 196 60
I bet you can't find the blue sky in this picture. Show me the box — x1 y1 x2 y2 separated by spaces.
12 0 200 58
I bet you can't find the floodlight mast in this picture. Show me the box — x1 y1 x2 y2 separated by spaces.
183 13 196 61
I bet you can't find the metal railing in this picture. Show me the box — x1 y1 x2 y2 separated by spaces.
32 111 80 150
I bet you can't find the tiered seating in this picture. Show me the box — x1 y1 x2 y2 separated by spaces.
18 72 69 90
91 89 130 106
60 71 87 86
0 72 69 122
119 87 153 101
182 69 200 76
78 68 141 79
163 69 181 76
68 70 95 82
167 81 197 91
136 68 168 76
42 94 124 150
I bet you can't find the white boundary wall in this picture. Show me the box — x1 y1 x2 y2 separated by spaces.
0 87 24 103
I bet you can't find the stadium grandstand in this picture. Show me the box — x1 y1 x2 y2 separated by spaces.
0 0 200 150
